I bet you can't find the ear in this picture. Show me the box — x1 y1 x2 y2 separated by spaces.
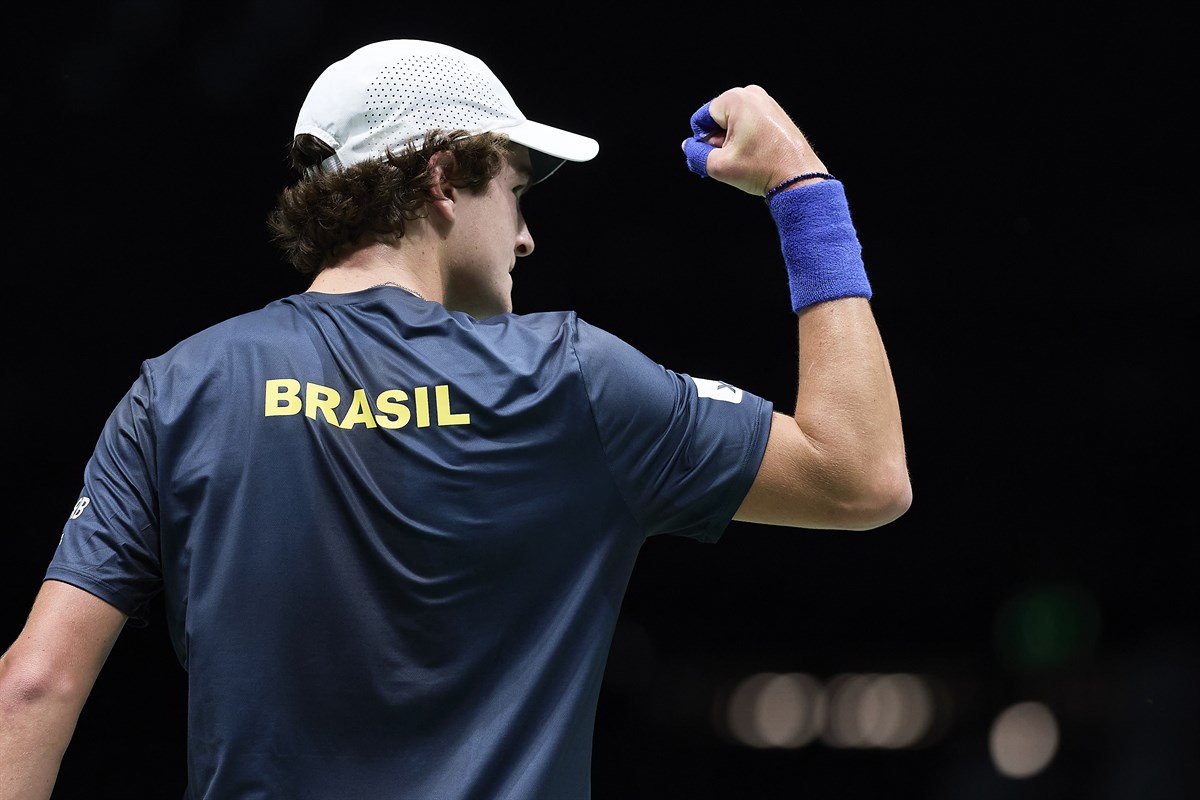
427 150 457 222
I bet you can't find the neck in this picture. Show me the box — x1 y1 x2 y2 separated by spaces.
306 239 445 303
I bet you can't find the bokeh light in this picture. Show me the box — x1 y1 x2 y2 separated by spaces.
724 672 937 750
858 673 935 748
989 701 1060 778
726 672 777 748
995 583 1101 671
755 672 826 748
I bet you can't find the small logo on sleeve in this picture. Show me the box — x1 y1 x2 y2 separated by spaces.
690 377 744 404
69 497 91 520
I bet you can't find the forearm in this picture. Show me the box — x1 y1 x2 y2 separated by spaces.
679 86 910 519
794 295 908 505
0 657 81 800
765 174 908 508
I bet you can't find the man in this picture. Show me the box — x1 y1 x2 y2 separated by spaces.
0 39 910 799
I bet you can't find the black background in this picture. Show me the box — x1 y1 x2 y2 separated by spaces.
8 3 1195 798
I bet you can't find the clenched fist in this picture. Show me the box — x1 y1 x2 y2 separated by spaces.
682 86 830 196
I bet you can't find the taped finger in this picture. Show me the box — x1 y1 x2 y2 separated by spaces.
690 100 722 138
683 137 714 177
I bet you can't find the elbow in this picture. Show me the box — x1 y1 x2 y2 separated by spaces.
0 654 58 713
833 462 913 531
869 468 913 529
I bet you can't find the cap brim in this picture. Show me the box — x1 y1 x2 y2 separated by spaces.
498 119 598 185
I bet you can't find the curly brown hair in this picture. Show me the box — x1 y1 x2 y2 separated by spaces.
268 130 516 277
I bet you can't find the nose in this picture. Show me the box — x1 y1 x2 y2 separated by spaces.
515 217 534 259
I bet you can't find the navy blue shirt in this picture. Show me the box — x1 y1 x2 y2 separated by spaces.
45 285 774 800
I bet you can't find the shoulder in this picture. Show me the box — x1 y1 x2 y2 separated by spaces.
478 309 654 373
478 307 578 335
479 309 631 353
144 297 297 378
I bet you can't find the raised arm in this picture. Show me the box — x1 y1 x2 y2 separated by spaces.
681 86 910 530
737 300 910 530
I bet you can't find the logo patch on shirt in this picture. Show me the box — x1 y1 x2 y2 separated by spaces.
690 377 744 404
69 496 90 520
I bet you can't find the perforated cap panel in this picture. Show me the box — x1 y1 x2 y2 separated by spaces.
366 54 509 138
294 40 598 184
359 50 524 159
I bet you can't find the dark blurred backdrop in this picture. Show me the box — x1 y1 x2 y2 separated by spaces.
8 3 1195 798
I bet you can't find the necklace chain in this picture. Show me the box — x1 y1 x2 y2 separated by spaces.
369 280 425 300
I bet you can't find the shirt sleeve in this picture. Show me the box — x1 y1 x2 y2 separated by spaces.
570 314 774 544
44 361 163 627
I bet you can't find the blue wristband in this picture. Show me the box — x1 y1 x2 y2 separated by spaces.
768 179 872 314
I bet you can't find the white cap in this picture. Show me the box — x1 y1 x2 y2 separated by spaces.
294 40 599 185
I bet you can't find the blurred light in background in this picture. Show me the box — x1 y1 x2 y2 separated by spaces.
995 582 1101 671
726 672 778 748
989 701 1059 778
747 673 825 748
858 673 935 748
762 673 827 747
821 673 875 748
723 672 936 750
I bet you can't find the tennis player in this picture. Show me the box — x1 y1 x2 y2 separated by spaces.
0 40 910 799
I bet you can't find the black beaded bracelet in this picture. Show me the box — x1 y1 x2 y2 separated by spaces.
764 172 836 202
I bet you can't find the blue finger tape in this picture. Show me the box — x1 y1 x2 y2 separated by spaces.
690 101 718 137
684 138 714 177
684 99 721 178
